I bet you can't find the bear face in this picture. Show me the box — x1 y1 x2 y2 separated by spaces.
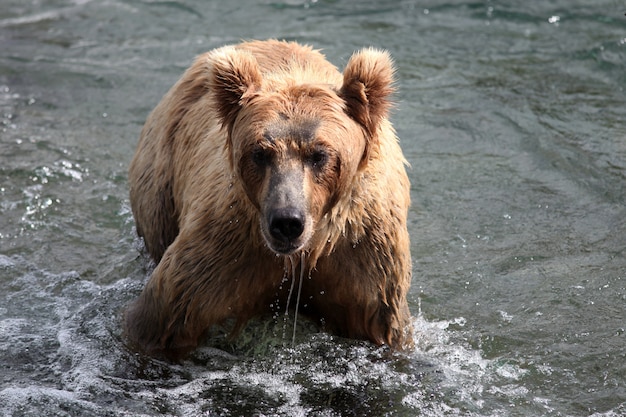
209 45 395 256
230 90 363 255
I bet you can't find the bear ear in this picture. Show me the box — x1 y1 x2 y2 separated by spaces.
209 47 263 130
339 48 395 137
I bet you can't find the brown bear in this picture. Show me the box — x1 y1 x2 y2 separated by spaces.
125 39 413 359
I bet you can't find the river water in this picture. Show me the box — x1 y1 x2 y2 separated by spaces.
1 1 625 416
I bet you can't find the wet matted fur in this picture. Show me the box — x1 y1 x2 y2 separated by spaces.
125 40 413 359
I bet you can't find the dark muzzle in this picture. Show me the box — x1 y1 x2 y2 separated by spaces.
268 207 305 242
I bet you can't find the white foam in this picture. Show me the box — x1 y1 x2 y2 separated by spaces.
408 311 532 414
0 255 15 268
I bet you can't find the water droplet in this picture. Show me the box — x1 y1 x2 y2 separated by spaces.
548 15 560 24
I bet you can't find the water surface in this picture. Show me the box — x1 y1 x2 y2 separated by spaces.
1 1 625 416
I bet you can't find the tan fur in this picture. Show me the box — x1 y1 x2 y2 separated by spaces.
125 40 413 359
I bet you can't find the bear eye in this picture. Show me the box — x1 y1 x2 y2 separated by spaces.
252 147 272 167
307 149 328 169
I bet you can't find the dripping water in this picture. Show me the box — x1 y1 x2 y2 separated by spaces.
282 251 306 346
293 252 305 345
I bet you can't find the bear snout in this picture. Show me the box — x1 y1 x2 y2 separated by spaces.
266 206 307 255
262 161 310 255
269 207 305 241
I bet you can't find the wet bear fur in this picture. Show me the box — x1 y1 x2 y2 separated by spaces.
125 39 413 359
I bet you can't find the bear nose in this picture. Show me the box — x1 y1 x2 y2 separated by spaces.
269 207 305 242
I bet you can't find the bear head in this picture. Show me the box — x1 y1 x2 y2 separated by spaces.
209 46 395 256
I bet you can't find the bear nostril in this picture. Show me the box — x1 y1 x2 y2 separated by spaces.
269 208 305 241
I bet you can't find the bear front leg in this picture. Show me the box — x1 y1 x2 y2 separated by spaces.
124 235 237 360
309 235 414 351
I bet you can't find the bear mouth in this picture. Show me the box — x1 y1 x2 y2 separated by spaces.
269 241 304 256
263 230 307 256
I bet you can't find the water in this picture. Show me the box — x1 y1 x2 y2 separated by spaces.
1 0 625 415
